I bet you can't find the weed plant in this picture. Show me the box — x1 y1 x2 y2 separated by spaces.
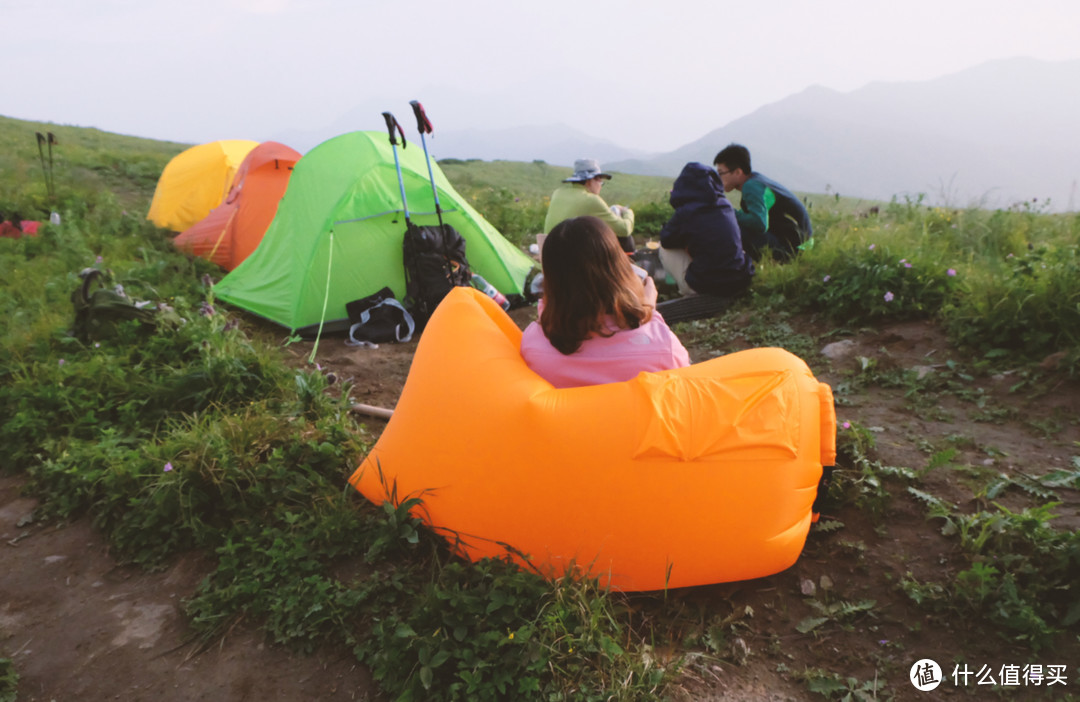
907 492 1080 651
757 199 1080 367
0 658 17 702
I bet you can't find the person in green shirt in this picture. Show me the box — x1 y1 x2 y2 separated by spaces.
713 144 812 263
543 159 636 252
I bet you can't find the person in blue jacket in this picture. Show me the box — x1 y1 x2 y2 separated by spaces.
659 162 755 298
713 143 812 262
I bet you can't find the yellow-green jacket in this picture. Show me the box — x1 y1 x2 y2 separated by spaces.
543 183 635 239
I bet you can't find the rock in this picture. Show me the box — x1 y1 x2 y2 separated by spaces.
730 637 750 665
821 340 856 361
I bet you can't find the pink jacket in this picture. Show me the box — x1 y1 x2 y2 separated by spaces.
520 313 690 389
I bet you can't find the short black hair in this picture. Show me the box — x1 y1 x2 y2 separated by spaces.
713 143 751 174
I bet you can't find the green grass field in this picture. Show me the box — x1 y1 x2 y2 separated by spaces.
2 117 1078 701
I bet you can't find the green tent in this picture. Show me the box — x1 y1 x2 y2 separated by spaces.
215 130 536 334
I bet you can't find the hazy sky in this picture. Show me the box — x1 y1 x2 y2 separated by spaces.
5 0 1080 152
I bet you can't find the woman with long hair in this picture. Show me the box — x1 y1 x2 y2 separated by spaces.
521 216 690 388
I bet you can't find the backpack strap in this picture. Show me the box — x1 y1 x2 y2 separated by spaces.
345 298 416 347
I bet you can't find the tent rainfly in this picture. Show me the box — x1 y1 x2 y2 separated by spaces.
147 140 259 231
172 141 300 270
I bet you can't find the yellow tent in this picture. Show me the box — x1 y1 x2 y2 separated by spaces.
147 140 258 231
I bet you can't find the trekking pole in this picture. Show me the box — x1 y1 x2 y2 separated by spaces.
46 132 58 200
381 111 411 225
409 100 444 229
35 132 52 199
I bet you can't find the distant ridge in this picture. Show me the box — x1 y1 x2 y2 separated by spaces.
609 57 1080 210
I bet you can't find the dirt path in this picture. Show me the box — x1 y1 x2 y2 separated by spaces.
0 476 377 701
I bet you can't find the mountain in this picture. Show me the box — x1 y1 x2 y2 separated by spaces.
610 57 1080 210
417 124 652 167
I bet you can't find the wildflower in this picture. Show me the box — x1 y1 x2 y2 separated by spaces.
878 639 889 646
842 421 851 430
199 301 215 316
316 363 323 371
201 273 214 288
823 275 831 283
904 262 912 269
94 342 100 348
164 462 173 472
58 358 66 366
508 631 515 640
223 318 239 332
884 291 894 302
95 255 103 264
868 244 875 251
947 268 957 277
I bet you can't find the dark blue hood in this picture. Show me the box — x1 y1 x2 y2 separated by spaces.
669 162 724 209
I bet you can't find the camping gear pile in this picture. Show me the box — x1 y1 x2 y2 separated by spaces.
152 105 535 340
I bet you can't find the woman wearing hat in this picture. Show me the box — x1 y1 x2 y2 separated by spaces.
542 158 636 253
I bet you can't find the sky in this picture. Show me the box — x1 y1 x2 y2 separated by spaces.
4 0 1080 153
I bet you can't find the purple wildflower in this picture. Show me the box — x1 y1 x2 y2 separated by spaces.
95 255 103 264
199 301 215 317
842 421 851 430
58 358 66 366
904 262 912 269
823 275 831 283
163 462 173 472
947 268 957 277
884 291 895 302
869 244 876 251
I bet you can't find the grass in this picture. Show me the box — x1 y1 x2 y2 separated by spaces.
2 116 1079 700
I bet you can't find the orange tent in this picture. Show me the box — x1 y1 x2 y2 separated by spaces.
172 141 300 269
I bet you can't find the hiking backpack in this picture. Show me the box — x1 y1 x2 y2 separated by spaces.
70 268 158 342
401 223 472 326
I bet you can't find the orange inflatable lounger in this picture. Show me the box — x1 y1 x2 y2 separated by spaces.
349 287 836 591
